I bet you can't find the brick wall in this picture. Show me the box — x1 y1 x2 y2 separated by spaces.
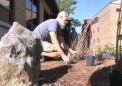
90 3 120 50
13 0 26 27
12 0 55 27
38 0 53 23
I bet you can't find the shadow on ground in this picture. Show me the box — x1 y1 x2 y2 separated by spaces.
86 64 116 86
38 65 72 85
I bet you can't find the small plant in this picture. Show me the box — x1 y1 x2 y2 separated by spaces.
97 45 102 55
109 46 116 53
103 47 107 53
103 45 113 52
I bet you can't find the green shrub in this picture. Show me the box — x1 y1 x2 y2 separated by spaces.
97 45 102 55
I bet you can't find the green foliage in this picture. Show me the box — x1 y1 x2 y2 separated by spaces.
57 0 77 14
97 45 102 55
103 48 106 53
71 18 81 27
103 46 116 53
103 46 110 52
109 46 116 52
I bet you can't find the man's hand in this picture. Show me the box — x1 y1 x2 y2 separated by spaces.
61 55 69 64
69 49 78 56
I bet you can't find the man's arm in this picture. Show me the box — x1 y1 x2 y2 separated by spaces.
58 36 69 51
58 36 77 55
49 31 69 64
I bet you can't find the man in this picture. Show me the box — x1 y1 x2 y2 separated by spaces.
34 11 77 64
70 27 77 42
69 27 78 50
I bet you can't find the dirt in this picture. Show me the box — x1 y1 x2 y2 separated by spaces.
38 56 116 86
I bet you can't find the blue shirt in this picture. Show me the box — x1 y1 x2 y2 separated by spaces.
70 32 77 41
34 19 61 41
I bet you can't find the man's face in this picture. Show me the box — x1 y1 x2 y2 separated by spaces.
59 16 68 29
72 28 75 32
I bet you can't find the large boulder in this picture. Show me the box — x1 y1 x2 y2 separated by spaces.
0 22 42 86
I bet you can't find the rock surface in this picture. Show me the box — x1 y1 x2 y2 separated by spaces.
0 22 42 86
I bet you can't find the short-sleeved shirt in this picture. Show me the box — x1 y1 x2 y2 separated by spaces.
33 19 61 41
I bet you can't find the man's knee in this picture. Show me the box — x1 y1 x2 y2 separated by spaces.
40 40 56 52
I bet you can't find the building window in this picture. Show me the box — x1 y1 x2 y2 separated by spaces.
94 39 95 43
97 27 99 32
94 17 99 24
116 8 120 14
93 30 95 34
98 38 99 43
0 0 13 24
26 0 37 31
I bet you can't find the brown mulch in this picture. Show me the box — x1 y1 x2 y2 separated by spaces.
38 56 116 86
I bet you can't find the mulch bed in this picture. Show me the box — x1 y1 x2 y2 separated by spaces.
38 57 116 86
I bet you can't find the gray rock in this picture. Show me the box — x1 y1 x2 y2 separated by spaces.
0 22 42 86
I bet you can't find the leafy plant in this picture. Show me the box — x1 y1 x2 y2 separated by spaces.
102 45 113 52
103 46 107 52
109 46 116 52
97 45 102 55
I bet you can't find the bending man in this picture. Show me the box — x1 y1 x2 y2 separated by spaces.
34 11 77 64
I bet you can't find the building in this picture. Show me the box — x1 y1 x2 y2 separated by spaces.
0 0 60 40
89 0 121 50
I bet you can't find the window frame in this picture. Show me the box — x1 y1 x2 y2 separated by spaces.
0 1 12 24
94 17 99 24
97 27 99 32
116 8 120 14
98 38 99 43
93 30 95 34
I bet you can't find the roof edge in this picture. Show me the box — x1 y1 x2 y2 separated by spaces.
53 0 60 12
91 2 120 20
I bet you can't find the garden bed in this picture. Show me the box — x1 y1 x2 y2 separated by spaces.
38 57 115 86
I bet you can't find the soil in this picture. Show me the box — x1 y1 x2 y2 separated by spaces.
38 56 116 86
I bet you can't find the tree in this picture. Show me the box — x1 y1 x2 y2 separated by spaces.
57 0 77 14
57 0 81 27
71 18 81 27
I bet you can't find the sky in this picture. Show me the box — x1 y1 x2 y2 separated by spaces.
70 0 114 33
26 0 115 33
